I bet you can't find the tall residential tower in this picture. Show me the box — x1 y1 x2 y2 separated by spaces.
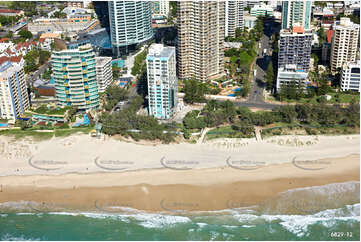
108 1 154 56
52 44 99 111
0 62 29 121
225 1 244 38
177 1 225 82
281 1 312 30
330 18 360 73
146 44 177 120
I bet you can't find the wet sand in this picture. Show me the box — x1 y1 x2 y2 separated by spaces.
0 154 359 213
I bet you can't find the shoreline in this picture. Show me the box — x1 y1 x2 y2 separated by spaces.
0 154 359 213
0 134 359 213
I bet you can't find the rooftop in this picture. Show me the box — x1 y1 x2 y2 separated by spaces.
281 28 312 35
335 17 360 28
40 33 61 39
95 56 112 66
147 44 175 58
0 9 22 14
0 62 22 79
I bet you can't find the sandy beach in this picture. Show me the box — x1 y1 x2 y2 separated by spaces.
0 134 359 212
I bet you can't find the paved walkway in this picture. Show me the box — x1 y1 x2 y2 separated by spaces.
197 127 211 144
254 127 262 142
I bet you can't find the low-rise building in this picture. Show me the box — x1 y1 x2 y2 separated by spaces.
0 62 29 121
224 42 242 50
0 9 24 17
276 64 309 90
250 3 274 17
68 14 91 23
243 14 257 29
340 61 360 92
95 57 113 93
66 1 84 8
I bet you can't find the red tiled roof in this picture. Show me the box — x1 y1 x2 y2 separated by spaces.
0 38 10 43
0 55 23 65
0 56 8 65
327 29 334 43
6 48 15 55
293 26 304 33
9 55 22 63
0 9 21 14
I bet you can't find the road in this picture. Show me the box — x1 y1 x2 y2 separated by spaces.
233 101 280 110
27 62 50 84
247 22 274 105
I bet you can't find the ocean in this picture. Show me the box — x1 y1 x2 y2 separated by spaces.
0 182 359 241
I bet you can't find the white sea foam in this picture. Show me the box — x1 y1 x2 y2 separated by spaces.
1 233 41 241
281 181 360 197
228 204 360 237
0 214 8 217
15 213 36 216
196 222 208 228
131 213 191 228
241 225 256 228
48 211 191 228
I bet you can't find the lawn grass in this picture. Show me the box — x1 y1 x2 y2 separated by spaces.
31 105 70 116
0 129 54 141
0 126 93 140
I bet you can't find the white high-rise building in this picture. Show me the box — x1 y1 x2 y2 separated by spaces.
95 57 113 93
225 1 244 38
0 62 29 121
108 1 154 56
146 44 177 120
152 0 169 17
330 18 360 73
341 61 360 92
177 1 225 82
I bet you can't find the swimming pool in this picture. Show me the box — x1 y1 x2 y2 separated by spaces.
112 60 125 68
73 114 90 127
0 123 9 127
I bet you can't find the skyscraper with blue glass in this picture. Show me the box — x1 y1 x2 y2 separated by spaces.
281 1 312 30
